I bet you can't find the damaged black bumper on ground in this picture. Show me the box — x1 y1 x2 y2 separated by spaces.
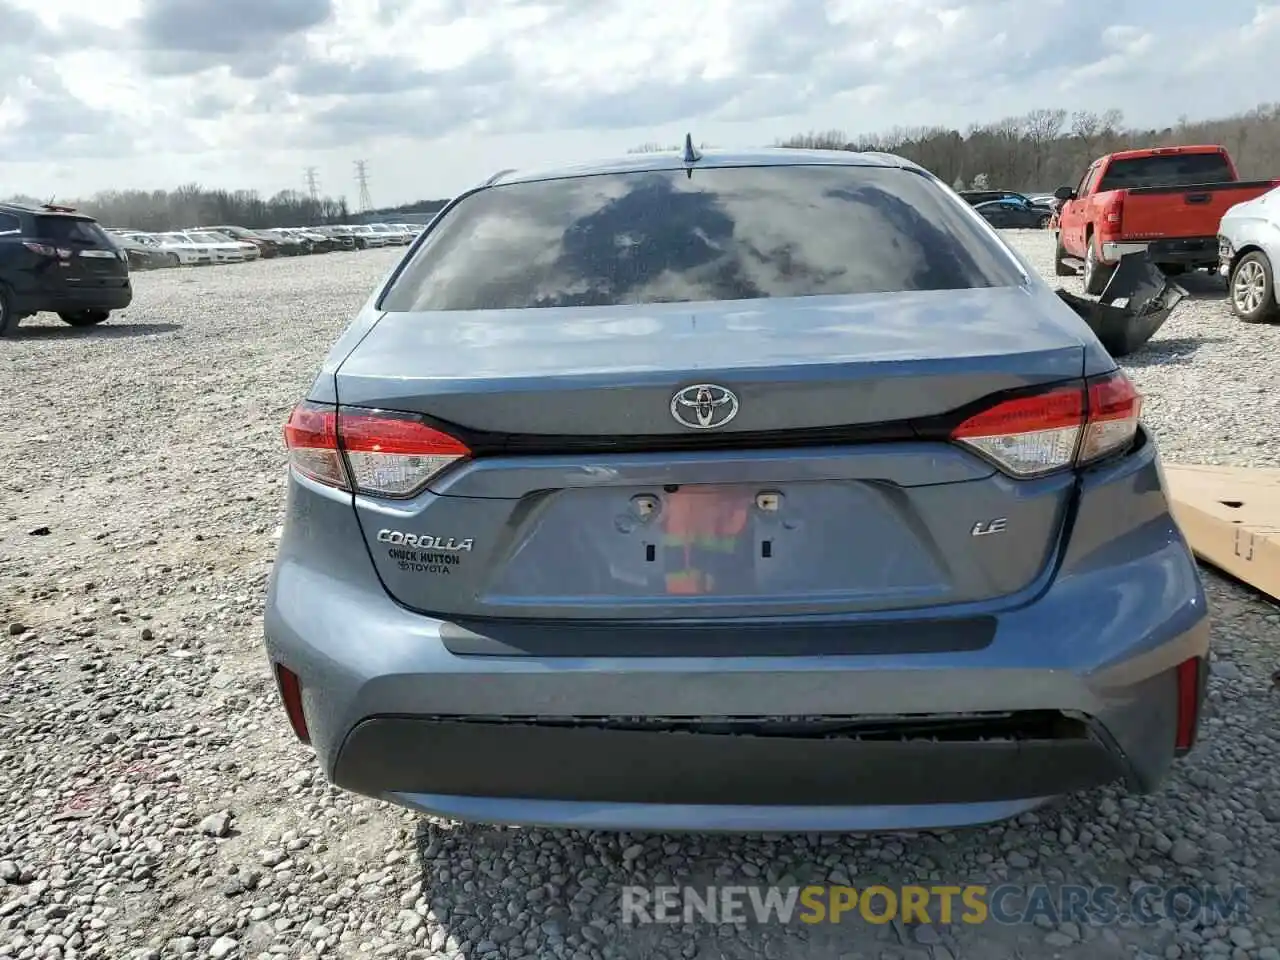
1056 252 1188 357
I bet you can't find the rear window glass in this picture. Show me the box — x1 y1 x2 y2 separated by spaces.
1097 153 1234 191
381 165 1023 312
35 216 111 246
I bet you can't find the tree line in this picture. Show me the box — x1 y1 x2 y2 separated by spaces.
625 103 1280 190
7 102 1276 231
1 182 459 233
4 185 355 233
775 102 1280 190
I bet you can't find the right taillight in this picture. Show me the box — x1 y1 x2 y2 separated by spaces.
282 401 471 498
950 370 1141 477
1079 370 1142 464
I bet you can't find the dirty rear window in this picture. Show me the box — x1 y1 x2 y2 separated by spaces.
1097 153 1235 191
35 216 113 247
380 165 1024 312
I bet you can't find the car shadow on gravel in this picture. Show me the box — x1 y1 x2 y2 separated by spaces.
1169 271 1228 302
8 321 181 339
1122 335 1226 367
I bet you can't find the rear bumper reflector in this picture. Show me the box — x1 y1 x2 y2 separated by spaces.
274 662 311 744
1174 655 1208 756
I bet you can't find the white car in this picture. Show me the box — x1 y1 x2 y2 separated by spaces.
349 225 391 248
1218 185 1280 324
183 230 258 263
152 232 213 266
367 222 409 245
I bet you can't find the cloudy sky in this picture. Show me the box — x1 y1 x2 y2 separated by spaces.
1 0 1274 206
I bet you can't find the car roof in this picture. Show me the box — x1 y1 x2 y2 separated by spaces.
0 200 97 220
483 147 923 188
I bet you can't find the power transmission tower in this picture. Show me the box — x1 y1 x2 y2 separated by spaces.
304 167 319 201
354 160 372 213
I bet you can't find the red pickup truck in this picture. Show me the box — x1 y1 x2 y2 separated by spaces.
1052 145 1280 294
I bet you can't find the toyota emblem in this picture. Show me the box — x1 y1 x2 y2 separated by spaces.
670 383 739 430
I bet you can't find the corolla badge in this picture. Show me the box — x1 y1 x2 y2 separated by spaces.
670 383 739 430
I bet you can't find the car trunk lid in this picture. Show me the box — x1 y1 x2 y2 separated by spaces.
335 287 1085 436
332 288 1087 621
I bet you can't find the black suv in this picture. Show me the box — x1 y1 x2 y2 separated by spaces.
0 202 132 336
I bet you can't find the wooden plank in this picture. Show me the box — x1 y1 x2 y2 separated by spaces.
1163 464 1280 601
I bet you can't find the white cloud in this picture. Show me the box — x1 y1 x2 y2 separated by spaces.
1 0 1276 204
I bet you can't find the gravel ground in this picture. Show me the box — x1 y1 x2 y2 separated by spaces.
2 232 1279 960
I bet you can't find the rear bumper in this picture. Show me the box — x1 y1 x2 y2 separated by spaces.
263 433 1211 831
11 281 132 315
1102 237 1218 266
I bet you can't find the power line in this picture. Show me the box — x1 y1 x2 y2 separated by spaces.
304 167 319 201
354 160 372 213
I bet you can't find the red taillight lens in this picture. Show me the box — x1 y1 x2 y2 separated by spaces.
1079 370 1142 464
283 401 346 488
951 385 1085 477
339 408 471 497
282 401 471 498
950 370 1141 477
1101 195 1124 232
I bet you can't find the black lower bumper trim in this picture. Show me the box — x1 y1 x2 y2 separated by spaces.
13 288 132 315
439 616 996 658
333 717 1129 806
1145 237 1218 265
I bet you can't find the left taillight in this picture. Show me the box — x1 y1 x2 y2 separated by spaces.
282 401 471 498
950 369 1142 478
23 241 71 259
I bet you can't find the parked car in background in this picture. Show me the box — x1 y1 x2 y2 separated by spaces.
108 231 175 270
205 225 282 258
189 230 260 262
258 229 309 256
1218 184 1280 323
349 225 391 248
0 201 132 336
151 232 212 266
265 147 1209 832
367 223 410 245
973 198 1053 229
273 228 334 254
315 226 359 251
168 230 252 263
298 228 339 253
959 190 1052 212
1053 144 1280 294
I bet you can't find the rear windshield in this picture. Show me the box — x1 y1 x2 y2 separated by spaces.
1097 152 1235 191
35 215 112 246
380 165 1023 312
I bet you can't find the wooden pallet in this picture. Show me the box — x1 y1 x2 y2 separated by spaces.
1164 464 1280 601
